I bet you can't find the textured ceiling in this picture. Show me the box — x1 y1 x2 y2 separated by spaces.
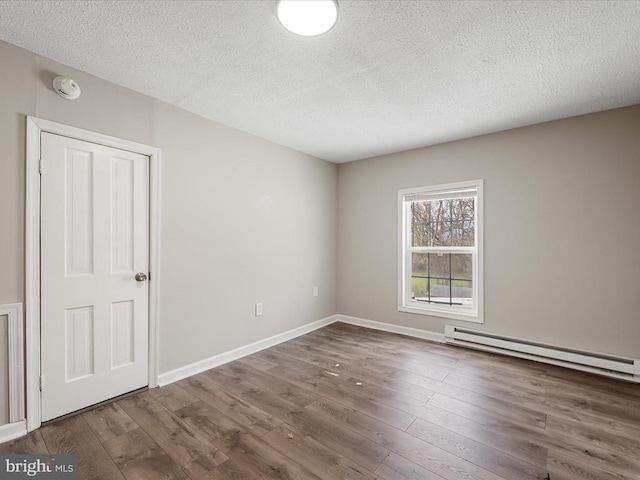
0 1 639 163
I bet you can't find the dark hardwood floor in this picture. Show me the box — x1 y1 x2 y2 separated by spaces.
2 322 640 479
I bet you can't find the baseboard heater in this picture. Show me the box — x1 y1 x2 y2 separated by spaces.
444 325 640 383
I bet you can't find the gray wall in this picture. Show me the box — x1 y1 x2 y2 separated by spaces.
338 105 640 358
0 39 337 375
152 103 337 371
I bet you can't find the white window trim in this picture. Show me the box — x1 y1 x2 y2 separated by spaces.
398 180 484 323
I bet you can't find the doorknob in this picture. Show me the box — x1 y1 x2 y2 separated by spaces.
135 272 148 282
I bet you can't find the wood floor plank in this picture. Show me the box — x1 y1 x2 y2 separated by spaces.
452 351 548 378
40 414 125 480
175 400 322 480
201 369 310 426
306 397 507 480
431 389 640 477
443 372 546 402
174 400 259 453
286 404 390 473
288 336 400 376
407 417 547 480
544 388 640 426
449 360 548 392
269 341 404 381
545 365 640 399
270 340 446 400
263 423 378 480
147 383 201 412
177 375 284 436
253 350 417 430
391 370 548 428
410 401 548 467
297 332 458 378
319 323 454 359
546 450 636 480
82 402 139 443
182 454 258 480
0 430 49 454
543 377 640 408
212 430 322 480
545 414 640 458
239 353 280 372
253 347 439 422
375 452 447 480
102 427 191 480
296 328 451 380
428 391 547 429
215 359 320 408
118 392 228 469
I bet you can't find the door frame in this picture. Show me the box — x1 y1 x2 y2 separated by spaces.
25 116 162 432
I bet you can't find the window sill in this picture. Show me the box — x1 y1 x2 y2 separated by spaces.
398 304 484 323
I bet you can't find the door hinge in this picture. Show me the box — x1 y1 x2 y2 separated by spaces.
39 375 43 391
39 159 43 175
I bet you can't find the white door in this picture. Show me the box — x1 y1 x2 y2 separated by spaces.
40 132 149 421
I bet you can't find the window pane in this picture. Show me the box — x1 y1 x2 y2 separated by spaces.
431 200 452 223
452 280 473 307
451 197 475 220
427 279 451 304
428 253 450 278
411 253 428 300
411 276 428 299
411 253 428 276
452 220 474 246
412 220 429 247
430 222 451 246
451 253 473 280
410 202 430 246
411 198 475 247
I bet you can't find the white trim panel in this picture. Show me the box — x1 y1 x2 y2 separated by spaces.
0 303 24 423
445 325 640 383
336 315 445 343
158 315 338 386
0 420 27 445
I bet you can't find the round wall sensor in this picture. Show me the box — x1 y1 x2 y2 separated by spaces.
53 76 81 100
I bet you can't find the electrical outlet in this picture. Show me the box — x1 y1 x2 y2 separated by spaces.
313 286 319 297
255 303 263 316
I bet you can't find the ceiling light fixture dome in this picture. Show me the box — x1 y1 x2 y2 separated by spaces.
277 0 338 37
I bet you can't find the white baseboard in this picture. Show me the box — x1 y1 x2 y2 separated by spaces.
157 315 339 386
0 420 27 444
335 315 445 343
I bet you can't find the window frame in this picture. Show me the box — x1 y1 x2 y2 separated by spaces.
398 179 484 323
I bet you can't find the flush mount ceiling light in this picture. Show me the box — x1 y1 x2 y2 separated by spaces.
277 0 338 37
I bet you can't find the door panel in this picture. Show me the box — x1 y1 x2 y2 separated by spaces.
41 132 149 422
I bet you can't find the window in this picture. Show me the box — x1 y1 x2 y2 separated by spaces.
398 180 483 322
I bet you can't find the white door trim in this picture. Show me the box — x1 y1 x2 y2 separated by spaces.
25 116 162 432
